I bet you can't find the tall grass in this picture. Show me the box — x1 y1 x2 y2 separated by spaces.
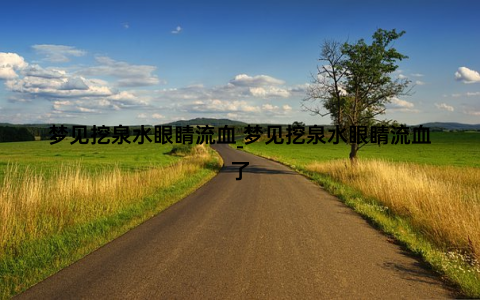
307 159 480 262
0 145 214 256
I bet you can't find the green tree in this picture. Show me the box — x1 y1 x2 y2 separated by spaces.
292 121 306 127
303 29 411 162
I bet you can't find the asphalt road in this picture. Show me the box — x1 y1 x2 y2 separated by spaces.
18 144 453 299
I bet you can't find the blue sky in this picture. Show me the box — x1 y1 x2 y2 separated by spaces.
1 0 479 125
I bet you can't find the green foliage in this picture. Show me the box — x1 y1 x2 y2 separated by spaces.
168 144 194 156
305 28 410 160
0 126 35 142
292 121 306 127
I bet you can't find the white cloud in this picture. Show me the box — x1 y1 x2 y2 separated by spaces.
32 44 86 63
249 86 290 98
0 52 28 79
466 92 480 97
411 73 424 77
455 67 480 84
107 91 148 108
171 26 182 34
137 113 164 120
390 97 414 108
415 80 426 85
79 56 161 87
463 108 480 116
387 97 418 113
60 77 89 90
230 74 285 87
451 92 480 98
185 99 260 113
435 103 454 112
123 22 130 29
5 74 112 98
21 64 65 79
2 56 147 110
397 74 408 79
152 113 165 119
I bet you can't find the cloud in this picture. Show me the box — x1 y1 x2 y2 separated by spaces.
0 52 28 79
184 99 260 113
249 86 290 98
52 100 100 114
171 26 182 34
21 64 65 79
451 92 480 98
3 57 147 110
79 56 161 87
230 74 285 87
390 97 414 108
462 105 480 116
152 113 165 119
123 22 130 29
435 103 454 112
397 74 408 80
455 67 480 84
5 74 112 98
32 44 86 63
137 113 164 120
178 98 293 118
59 77 89 90
106 91 148 109
387 97 418 113
150 74 293 104
411 73 424 77
415 80 426 85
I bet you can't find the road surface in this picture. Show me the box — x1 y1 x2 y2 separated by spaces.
18 144 453 299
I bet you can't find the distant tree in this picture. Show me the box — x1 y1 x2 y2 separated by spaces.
292 121 306 127
303 29 411 162
0 126 35 142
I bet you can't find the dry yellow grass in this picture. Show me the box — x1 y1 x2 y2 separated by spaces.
306 159 480 260
0 145 213 254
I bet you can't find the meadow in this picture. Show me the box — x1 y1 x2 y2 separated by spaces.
237 131 480 297
0 138 222 299
238 131 480 167
0 137 181 181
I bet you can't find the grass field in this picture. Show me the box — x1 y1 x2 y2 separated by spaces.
0 137 181 181
0 138 222 299
237 131 480 167
236 131 480 297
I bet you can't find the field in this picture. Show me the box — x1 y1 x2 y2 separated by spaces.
0 138 222 298
237 131 480 167
0 137 181 181
237 131 480 297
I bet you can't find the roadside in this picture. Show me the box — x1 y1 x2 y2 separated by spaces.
235 143 479 297
0 145 222 299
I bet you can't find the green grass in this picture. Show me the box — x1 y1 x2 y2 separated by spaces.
0 159 220 299
236 131 480 167
0 138 222 299
0 136 180 181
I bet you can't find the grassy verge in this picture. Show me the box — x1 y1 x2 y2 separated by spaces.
0 145 222 299
237 141 480 297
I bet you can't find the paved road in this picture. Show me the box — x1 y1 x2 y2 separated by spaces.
18 144 453 299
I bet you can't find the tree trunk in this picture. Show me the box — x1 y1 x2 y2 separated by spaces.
349 143 358 164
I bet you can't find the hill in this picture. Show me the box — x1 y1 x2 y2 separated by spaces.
419 122 480 131
162 118 247 127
